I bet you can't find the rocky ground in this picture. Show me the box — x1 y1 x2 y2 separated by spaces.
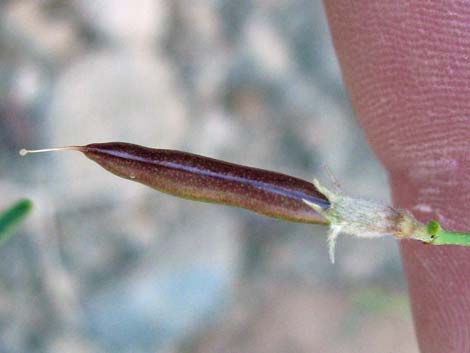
0 1 417 352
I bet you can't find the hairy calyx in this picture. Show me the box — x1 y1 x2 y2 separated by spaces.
304 179 430 263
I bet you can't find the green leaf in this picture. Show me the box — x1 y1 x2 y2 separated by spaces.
0 199 33 246
427 220 441 236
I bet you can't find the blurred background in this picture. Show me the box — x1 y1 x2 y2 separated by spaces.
0 1 418 352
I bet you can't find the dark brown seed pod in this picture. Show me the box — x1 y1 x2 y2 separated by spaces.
20 142 329 224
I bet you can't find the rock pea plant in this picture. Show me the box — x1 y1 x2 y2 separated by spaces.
21 142 470 262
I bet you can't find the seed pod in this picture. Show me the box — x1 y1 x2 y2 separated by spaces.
21 142 329 224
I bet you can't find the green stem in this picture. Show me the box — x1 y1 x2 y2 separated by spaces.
432 230 470 246
426 220 470 246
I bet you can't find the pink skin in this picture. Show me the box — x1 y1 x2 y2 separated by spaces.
323 1 470 352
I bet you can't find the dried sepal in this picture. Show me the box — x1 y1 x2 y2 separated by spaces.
304 179 430 263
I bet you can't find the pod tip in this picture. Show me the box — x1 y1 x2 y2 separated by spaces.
19 146 82 156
